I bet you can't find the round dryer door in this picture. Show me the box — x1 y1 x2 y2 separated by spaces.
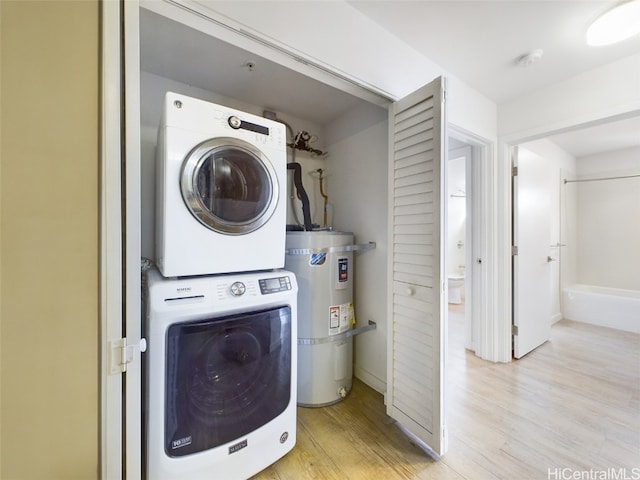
181 137 279 235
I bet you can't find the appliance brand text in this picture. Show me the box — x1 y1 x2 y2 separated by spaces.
228 439 248 455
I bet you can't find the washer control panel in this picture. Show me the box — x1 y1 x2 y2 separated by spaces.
258 276 292 294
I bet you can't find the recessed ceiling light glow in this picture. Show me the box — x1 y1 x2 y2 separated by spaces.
586 0 640 46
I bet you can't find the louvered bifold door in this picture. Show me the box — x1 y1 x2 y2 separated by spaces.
387 77 446 456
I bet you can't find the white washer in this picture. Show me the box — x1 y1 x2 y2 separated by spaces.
144 267 298 480
156 92 287 277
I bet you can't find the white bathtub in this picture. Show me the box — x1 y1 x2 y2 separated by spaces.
563 284 640 334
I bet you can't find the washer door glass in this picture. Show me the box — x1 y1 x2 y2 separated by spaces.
181 138 278 235
164 306 292 457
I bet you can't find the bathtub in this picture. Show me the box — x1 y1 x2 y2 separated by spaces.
563 284 640 334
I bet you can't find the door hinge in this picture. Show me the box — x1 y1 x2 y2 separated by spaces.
512 165 518 177
512 325 519 336
512 245 518 256
108 338 136 375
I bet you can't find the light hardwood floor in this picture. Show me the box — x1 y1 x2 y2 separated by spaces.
252 307 640 479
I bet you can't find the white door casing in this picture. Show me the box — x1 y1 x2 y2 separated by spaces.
102 2 144 479
123 1 144 478
512 146 552 358
101 1 124 477
387 77 447 455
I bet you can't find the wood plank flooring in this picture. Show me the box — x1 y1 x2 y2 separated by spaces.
252 308 640 479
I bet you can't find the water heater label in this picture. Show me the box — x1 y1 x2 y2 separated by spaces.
329 303 352 335
338 258 348 282
309 253 327 266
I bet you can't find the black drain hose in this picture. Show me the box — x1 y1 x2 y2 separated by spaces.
287 162 313 231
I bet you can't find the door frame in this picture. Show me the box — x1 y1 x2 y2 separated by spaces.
100 1 123 477
101 1 144 478
448 125 491 358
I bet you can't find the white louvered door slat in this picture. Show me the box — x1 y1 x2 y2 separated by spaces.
387 77 446 456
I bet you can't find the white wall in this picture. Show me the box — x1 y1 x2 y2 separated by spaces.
499 53 640 140
574 147 640 291
519 139 577 322
325 102 389 391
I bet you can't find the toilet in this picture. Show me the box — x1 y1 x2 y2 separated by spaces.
448 274 465 304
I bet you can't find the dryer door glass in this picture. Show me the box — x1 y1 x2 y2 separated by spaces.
181 138 278 235
164 306 292 457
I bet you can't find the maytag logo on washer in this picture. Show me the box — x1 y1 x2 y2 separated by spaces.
176 287 192 293
228 439 248 455
279 432 289 444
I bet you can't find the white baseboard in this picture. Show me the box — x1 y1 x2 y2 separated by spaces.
354 364 386 395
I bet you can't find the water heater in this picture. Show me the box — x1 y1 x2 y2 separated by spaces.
285 231 354 406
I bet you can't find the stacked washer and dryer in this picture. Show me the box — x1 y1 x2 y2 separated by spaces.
146 93 298 480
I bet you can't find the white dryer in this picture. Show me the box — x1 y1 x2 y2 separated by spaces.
156 92 287 277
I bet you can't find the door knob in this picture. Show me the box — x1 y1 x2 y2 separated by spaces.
547 256 557 262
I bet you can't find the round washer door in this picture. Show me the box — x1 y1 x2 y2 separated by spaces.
181 137 279 235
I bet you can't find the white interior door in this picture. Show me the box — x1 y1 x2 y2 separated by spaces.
513 146 552 358
387 77 446 455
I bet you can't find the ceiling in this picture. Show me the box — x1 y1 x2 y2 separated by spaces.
141 3 640 158
348 0 640 105
347 0 640 157
140 9 365 126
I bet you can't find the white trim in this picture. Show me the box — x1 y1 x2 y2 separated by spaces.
494 141 513 363
100 1 123 478
353 365 386 396
124 2 144 479
447 125 500 361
